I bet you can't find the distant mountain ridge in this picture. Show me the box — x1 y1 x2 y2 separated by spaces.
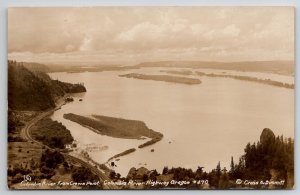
8 60 294 75
20 61 50 72
8 60 86 111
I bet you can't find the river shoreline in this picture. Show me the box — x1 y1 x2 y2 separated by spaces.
62 113 164 163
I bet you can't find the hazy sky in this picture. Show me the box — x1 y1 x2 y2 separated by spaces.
8 7 294 65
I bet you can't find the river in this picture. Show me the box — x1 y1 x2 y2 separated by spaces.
50 67 294 176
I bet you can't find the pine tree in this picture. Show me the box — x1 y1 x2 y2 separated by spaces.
220 167 229 188
216 162 221 175
162 166 169 175
229 156 235 179
216 161 222 185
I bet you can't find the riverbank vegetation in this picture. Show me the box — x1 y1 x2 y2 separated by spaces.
119 73 201 85
31 117 74 149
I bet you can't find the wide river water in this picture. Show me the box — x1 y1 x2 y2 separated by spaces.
50 68 294 176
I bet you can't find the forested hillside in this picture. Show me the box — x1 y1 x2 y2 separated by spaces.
8 60 86 111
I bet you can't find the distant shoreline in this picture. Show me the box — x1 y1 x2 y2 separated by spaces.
21 60 294 76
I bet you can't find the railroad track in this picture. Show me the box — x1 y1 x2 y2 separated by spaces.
20 104 116 190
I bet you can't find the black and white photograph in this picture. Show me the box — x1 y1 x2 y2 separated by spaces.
7 6 294 190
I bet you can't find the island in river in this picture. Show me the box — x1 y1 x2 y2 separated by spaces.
63 113 163 149
119 73 201 85
195 71 294 89
160 69 193 76
158 69 294 89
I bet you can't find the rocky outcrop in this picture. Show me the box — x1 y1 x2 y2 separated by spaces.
126 167 150 180
260 128 275 145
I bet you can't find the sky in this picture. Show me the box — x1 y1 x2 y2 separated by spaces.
8 7 294 65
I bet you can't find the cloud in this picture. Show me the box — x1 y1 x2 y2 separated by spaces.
222 24 240 37
116 22 161 42
8 7 294 64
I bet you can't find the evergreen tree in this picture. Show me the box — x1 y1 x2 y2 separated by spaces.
216 161 221 179
162 166 169 175
229 156 235 179
219 167 229 188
